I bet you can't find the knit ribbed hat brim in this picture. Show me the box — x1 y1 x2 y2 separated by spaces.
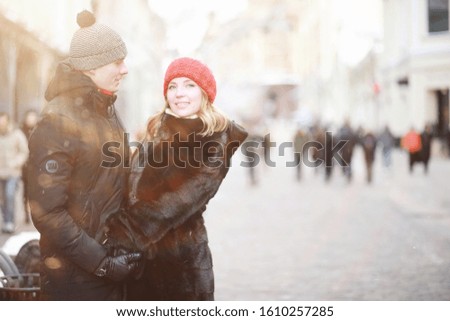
69 43 127 70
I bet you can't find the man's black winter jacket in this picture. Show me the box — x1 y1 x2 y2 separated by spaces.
28 63 128 300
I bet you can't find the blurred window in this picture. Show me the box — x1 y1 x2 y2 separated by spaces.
428 0 449 33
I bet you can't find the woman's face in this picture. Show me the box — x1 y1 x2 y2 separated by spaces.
87 59 128 93
166 77 202 118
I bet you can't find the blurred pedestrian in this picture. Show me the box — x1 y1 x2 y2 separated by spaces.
311 124 330 180
420 124 433 174
361 130 377 183
447 125 450 158
336 121 357 182
27 10 141 300
401 127 422 173
20 109 39 223
104 57 248 300
378 125 395 169
0 112 28 234
243 132 264 185
293 127 310 181
20 109 39 139
324 129 334 182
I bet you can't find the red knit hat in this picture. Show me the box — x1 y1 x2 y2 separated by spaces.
164 57 216 103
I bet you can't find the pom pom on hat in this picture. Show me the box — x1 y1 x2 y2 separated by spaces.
164 57 217 103
77 10 96 28
69 10 127 70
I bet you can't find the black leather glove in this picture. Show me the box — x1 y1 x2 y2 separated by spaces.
94 252 142 282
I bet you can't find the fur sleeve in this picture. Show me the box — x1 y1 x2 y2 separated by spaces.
105 167 225 256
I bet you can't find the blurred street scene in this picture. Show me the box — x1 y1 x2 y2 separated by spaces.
208 140 450 300
2 131 450 300
1 0 450 300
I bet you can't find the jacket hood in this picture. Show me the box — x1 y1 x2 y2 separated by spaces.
45 61 117 114
45 61 97 102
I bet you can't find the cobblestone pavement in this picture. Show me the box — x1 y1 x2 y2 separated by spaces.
2 145 450 301
206 147 450 300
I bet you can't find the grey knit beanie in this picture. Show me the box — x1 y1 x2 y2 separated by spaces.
69 10 127 70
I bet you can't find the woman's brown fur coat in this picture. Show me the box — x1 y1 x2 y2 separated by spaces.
105 112 247 300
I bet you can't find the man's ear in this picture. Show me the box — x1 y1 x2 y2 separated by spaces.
82 70 96 77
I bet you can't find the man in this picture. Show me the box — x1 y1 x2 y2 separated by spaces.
0 112 28 234
27 10 141 300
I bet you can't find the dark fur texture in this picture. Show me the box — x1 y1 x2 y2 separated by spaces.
106 113 247 300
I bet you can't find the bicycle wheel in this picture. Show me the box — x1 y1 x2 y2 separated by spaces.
0 249 20 276
14 239 40 274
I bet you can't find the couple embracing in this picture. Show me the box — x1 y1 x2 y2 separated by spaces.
27 10 247 301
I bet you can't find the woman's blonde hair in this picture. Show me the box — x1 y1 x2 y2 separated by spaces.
147 90 229 138
196 91 229 136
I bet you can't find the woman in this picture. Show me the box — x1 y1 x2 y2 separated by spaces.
104 57 247 300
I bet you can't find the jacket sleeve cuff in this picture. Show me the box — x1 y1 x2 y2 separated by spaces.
72 235 108 274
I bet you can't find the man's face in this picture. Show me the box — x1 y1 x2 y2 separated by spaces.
88 59 128 93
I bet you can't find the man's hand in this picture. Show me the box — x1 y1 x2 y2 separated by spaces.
95 252 142 282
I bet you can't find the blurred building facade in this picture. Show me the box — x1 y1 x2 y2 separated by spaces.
380 0 450 139
0 0 166 136
0 1 67 123
295 0 345 128
93 0 167 137
196 0 302 127
195 0 384 132
295 0 383 131
2 0 449 140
